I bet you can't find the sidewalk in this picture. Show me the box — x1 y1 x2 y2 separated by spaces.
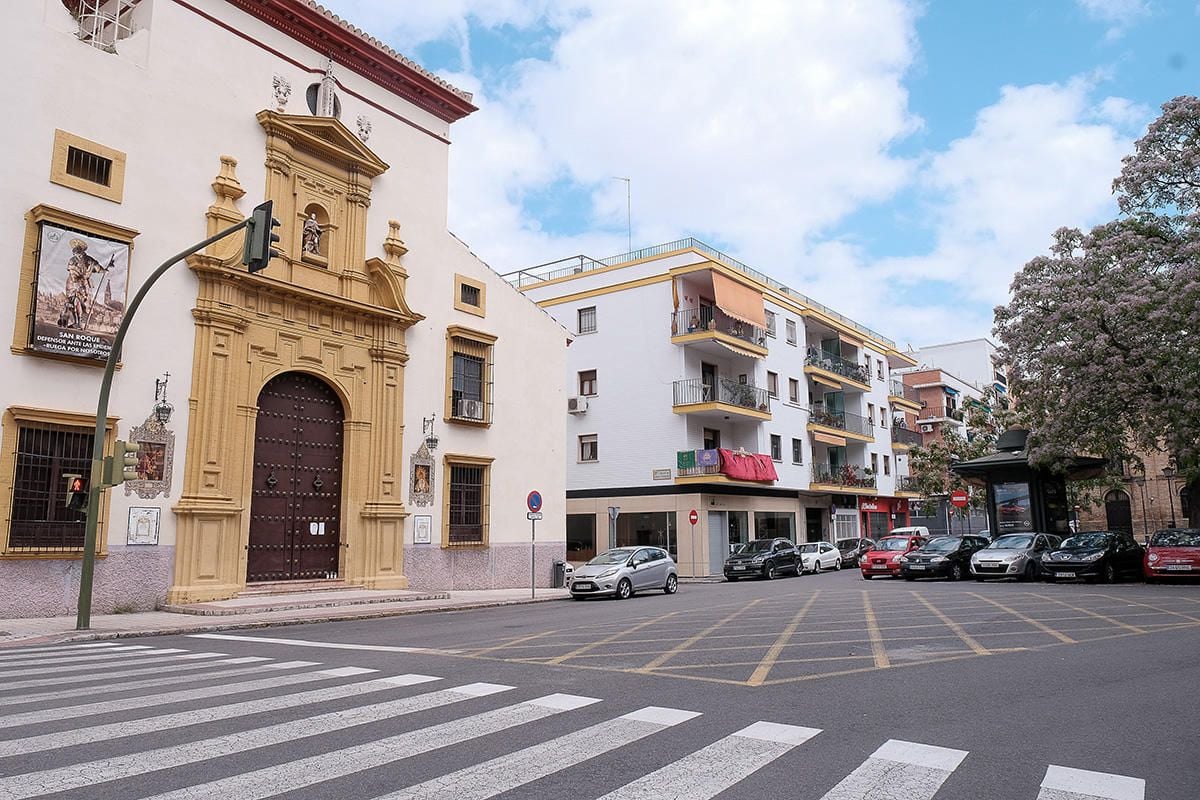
0 587 572 647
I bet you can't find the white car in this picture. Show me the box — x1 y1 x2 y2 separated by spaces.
798 541 842 573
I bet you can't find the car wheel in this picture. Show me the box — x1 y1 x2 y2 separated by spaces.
812 560 821 574
950 564 964 581
616 578 633 600
765 563 777 580
793 562 804 576
834 558 842 571
1103 563 1116 584
664 574 678 594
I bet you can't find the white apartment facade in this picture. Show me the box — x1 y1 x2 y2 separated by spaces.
506 239 920 577
903 338 1009 399
0 0 566 618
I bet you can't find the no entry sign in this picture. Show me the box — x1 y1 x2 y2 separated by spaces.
688 509 698 525
950 489 970 509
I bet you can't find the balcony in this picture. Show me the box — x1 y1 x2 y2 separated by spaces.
804 347 871 391
676 448 778 484
672 377 772 421
888 380 922 410
919 405 965 424
670 307 768 358
891 426 923 448
811 462 877 493
896 475 921 495
807 406 874 443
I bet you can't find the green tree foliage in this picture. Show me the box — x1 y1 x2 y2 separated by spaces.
906 392 1006 513
994 96 1200 525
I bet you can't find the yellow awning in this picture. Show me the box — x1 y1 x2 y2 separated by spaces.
812 432 847 446
711 271 767 328
715 340 764 359
810 374 842 389
838 332 863 348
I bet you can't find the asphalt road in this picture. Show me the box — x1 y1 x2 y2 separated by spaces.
1 570 1197 799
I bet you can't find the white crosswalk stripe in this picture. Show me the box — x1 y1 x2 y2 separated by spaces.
0 642 125 660
0 681 515 800
595 721 822 800
378 705 703 800
0 649 219 679
0 659 316 707
817 739 969 800
1039 765 1146 800
0 645 169 669
0 667 404 757
0 653 253 691
141 692 601 800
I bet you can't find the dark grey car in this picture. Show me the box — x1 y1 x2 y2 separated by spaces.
724 538 801 580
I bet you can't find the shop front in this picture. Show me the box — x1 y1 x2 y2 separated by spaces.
860 497 910 539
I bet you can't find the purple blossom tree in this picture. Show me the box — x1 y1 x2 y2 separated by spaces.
994 96 1200 526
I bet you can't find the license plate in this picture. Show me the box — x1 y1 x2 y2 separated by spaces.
1164 565 1193 572
573 582 593 590
910 565 926 571
1055 572 1073 578
734 565 747 570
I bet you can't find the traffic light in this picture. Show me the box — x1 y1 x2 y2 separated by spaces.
242 200 281 274
64 475 88 512
102 440 142 487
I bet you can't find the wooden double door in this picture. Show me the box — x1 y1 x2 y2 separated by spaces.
247 372 344 583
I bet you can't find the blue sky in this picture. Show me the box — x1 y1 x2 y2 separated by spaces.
321 0 1198 349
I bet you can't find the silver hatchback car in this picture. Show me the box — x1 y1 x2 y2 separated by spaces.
570 546 678 600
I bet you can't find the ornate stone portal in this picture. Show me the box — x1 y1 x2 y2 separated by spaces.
167 113 422 604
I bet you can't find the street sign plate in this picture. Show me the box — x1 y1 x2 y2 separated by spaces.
527 511 543 520
950 490 969 509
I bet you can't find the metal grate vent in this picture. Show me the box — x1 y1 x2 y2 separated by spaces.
65 146 113 186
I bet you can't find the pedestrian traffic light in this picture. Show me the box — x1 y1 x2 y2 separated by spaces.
242 200 281 274
64 475 88 511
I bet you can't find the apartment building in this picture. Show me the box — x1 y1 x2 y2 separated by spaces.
504 239 919 576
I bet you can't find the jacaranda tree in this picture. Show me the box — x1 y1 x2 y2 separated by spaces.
994 96 1200 525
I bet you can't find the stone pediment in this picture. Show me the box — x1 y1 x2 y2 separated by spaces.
257 111 389 178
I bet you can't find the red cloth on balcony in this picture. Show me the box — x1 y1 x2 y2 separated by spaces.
718 449 779 482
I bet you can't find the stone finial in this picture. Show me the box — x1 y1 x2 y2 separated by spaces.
210 156 245 213
272 74 292 112
383 220 408 264
356 115 372 143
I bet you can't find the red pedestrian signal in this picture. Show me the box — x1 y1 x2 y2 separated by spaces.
64 475 88 511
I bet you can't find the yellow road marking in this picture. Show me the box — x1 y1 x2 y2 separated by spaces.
913 593 990 656
861 590 891 668
747 591 821 686
544 609 682 665
967 592 1076 643
466 629 560 657
637 599 763 671
1029 593 1146 634
1085 593 1200 624
761 652 981 686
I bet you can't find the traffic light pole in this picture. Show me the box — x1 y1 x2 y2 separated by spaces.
76 218 250 630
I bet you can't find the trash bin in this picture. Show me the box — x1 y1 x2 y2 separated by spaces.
552 559 567 588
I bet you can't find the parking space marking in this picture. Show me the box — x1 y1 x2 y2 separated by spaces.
1028 594 1147 635
1083 593 1200 624
860 590 891 668
748 591 822 685
465 629 563 657
966 592 1077 643
912 593 991 655
544 609 682 665
637 599 763 672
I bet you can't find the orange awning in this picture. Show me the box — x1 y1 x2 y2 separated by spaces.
838 332 863 348
810 373 842 389
711 272 766 328
812 432 847 446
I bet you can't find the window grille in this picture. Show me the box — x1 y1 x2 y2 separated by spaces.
449 336 492 423
68 0 141 51
9 422 94 550
577 306 597 334
65 146 112 186
447 463 487 545
459 283 481 307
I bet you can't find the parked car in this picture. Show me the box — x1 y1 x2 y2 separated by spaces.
887 525 930 538
570 547 677 600
971 533 1060 581
798 541 842 573
724 538 801 580
860 534 927 579
1039 530 1144 583
835 537 874 567
1144 528 1200 582
899 535 990 581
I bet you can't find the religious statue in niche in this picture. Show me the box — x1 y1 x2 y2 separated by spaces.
409 443 435 508
302 214 323 255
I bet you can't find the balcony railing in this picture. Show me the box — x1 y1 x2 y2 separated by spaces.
919 405 965 422
889 380 920 404
808 406 874 437
805 347 871 386
671 307 766 349
677 456 721 478
896 475 919 493
673 377 771 412
811 462 877 489
892 426 923 447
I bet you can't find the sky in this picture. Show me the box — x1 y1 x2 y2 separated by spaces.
318 0 1198 350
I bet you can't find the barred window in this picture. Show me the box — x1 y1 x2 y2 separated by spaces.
577 306 597 334
447 462 488 545
10 422 94 550
446 328 495 425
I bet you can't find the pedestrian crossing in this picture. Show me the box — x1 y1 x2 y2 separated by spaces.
0 642 1149 800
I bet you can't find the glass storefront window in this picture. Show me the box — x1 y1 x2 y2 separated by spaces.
566 514 597 562
616 511 676 559
754 511 795 541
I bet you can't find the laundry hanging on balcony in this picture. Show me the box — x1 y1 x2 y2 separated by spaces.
711 272 767 328
718 448 778 482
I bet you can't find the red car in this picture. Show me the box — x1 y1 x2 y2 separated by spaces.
1144 528 1200 582
861 534 927 579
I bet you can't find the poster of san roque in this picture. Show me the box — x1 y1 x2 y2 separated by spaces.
31 222 130 361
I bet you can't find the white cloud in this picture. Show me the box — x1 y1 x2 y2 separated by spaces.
1074 0 1151 39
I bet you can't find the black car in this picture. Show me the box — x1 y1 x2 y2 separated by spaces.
1040 530 1145 583
835 538 874 568
724 538 801 580
899 535 989 581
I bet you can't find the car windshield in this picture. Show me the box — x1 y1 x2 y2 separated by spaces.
1150 529 1200 547
923 537 960 553
876 538 910 551
987 535 1033 550
1061 532 1112 549
735 540 776 554
799 543 820 553
836 540 856 551
587 549 635 566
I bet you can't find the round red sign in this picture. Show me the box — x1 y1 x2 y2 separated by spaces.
688 509 698 526
950 489 970 509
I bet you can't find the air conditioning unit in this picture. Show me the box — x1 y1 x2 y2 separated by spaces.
919 423 934 434
456 398 485 420
567 396 589 414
